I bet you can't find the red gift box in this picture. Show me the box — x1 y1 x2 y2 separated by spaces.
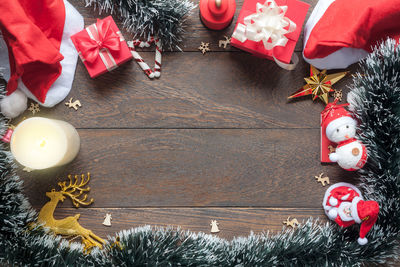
71 16 133 78
231 0 309 64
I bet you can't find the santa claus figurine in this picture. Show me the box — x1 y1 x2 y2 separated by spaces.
322 100 367 171
323 182 379 245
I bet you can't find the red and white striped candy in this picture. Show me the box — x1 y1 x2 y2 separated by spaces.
154 39 162 78
127 37 162 79
127 40 154 79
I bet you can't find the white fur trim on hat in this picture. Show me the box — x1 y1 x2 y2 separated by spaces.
326 116 357 140
302 0 369 69
329 197 338 206
351 197 363 223
0 89 27 118
328 208 337 220
323 182 363 214
341 193 350 200
357 237 368 245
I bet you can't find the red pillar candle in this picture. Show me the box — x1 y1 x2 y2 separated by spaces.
200 0 236 30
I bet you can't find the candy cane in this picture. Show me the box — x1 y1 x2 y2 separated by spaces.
127 40 155 79
128 37 162 79
154 39 162 78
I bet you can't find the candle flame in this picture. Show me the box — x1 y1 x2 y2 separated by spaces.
40 140 46 148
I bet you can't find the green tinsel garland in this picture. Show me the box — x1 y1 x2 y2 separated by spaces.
84 0 196 50
1 39 400 266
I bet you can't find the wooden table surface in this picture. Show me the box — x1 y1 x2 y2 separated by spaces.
20 0 359 241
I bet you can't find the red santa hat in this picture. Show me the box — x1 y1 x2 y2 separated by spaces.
321 100 356 140
0 0 83 118
303 0 400 70
351 199 379 245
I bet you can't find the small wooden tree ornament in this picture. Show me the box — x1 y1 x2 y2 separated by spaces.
210 220 220 233
103 213 112 227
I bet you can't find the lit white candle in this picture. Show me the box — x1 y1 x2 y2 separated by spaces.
10 117 80 170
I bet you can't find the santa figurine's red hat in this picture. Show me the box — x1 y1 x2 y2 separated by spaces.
321 100 356 141
354 200 379 245
303 0 400 70
323 182 379 245
0 0 83 118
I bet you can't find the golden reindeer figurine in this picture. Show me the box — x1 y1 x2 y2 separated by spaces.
37 173 105 252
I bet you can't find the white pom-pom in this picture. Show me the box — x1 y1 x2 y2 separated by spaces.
329 153 339 162
329 197 338 207
357 237 368 245
0 90 28 118
328 208 338 220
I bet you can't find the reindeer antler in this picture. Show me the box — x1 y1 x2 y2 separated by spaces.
58 173 94 208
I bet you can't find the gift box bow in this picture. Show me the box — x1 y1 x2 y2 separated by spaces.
232 0 299 69
78 19 123 70
233 0 296 49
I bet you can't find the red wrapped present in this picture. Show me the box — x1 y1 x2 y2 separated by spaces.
231 0 309 70
71 16 133 78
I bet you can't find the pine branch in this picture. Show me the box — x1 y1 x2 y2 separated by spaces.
84 0 196 50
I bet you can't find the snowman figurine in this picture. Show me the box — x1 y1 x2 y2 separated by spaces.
322 100 367 171
323 182 379 245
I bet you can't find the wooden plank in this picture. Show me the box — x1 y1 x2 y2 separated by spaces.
23 128 356 209
49 207 324 240
71 0 318 52
18 53 356 129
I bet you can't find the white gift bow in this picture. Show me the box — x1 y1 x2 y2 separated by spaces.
232 0 299 70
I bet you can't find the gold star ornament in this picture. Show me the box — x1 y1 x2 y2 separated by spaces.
288 65 348 104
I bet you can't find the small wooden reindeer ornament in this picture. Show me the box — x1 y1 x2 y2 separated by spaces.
315 173 330 187
283 216 300 228
37 173 105 252
65 97 82 111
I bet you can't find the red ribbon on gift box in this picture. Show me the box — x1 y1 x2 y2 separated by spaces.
78 19 124 71
232 0 300 70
